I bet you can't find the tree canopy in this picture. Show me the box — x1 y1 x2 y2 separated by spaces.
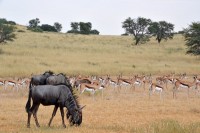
54 22 62 32
40 24 57 32
67 22 100 35
28 18 40 28
148 21 174 43
0 18 16 44
184 22 200 55
122 17 152 45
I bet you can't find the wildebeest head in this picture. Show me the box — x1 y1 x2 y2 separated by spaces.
67 106 85 126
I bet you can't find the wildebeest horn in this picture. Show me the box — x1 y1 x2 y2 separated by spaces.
80 105 86 110
75 105 86 111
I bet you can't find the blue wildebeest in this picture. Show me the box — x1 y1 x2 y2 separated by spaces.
46 73 71 88
29 71 54 88
25 85 85 128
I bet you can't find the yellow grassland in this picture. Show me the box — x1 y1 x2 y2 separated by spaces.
1 84 200 133
0 25 200 133
0 25 199 78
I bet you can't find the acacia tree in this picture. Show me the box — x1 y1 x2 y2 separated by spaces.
28 18 40 28
40 24 57 32
67 22 99 35
54 22 62 32
0 22 15 43
27 18 43 32
79 22 92 34
67 22 79 33
122 17 152 45
148 21 174 43
184 22 200 55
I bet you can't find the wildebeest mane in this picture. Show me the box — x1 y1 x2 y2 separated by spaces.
43 70 54 75
57 73 66 76
66 88 81 125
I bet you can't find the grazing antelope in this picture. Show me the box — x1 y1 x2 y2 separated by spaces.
4 80 19 91
117 76 135 92
17 78 30 89
98 76 105 84
73 78 92 89
69 76 76 87
134 75 146 89
156 76 166 85
173 76 197 99
104 75 118 90
98 76 110 86
195 76 200 83
149 82 164 99
0 80 5 89
164 76 174 90
80 83 105 99
108 78 119 90
142 75 152 90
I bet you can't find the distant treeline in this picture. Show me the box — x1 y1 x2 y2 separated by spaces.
27 18 100 35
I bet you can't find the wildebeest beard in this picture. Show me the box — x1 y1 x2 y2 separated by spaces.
65 94 82 126
67 109 82 126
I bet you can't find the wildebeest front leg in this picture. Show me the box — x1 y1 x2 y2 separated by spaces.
60 107 66 128
48 105 58 127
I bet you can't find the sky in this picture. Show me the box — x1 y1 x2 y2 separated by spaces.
0 0 200 35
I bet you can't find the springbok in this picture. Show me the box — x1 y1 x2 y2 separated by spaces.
108 78 119 90
0 80 5 89
195 76 200 83
156 76 166 85
173 76 197 99
117 76 135 92
149 81 164 99
163 76 174 90
17 78 30 89
4 80 19 91
80 83 105 99
134 75 146 89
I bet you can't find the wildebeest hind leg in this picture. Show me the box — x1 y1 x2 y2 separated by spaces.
48 105 58 127
32 103 40 127
27 111 32 128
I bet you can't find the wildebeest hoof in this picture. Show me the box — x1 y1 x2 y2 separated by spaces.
36 125 40 128
63 124 66 128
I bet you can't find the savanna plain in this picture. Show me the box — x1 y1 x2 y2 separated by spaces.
0 25 200 133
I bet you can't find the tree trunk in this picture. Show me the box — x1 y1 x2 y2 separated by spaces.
0 34 4 43
135 38 140 45
158 38 162 44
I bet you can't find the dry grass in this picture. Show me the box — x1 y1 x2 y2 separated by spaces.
1 25 200 133
0 25 200 77
1 83 200 133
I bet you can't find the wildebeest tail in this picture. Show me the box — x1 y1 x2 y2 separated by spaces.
25 87 32 113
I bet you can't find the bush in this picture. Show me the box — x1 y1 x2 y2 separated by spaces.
27 27 43 32
0 22 16 43
40 24 57 32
